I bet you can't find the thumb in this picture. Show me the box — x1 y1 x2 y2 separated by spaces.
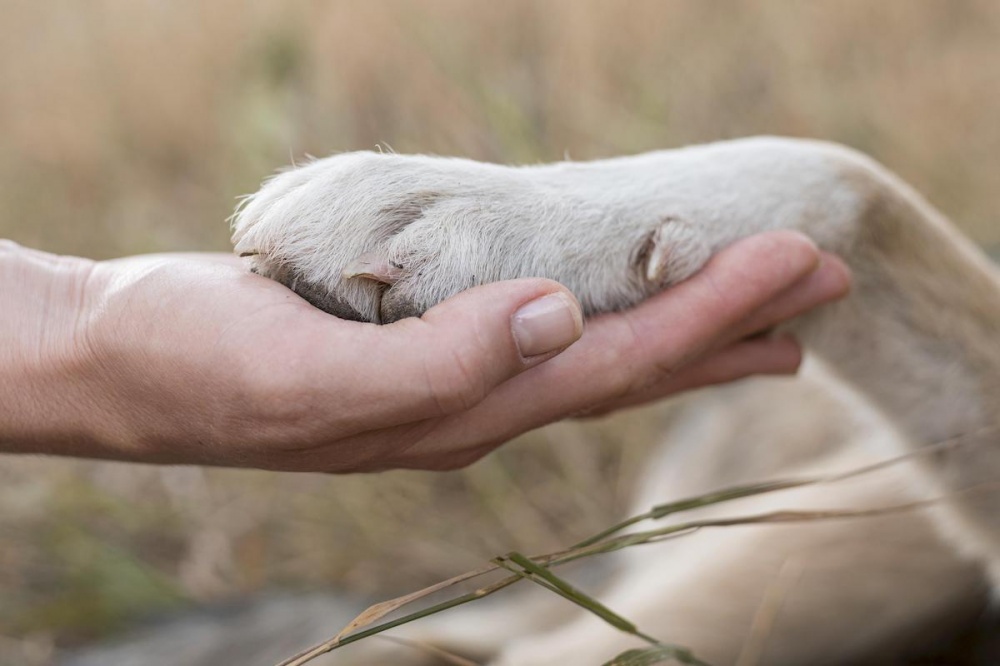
376 279 584 418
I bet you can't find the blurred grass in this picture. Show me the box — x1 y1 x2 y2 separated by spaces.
0 0 998 661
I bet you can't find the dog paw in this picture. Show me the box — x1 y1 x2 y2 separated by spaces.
231 151 712 323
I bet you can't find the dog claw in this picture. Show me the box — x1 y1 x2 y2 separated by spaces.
644 227 670 283
342 252 404 285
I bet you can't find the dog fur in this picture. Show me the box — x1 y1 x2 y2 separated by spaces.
225 137 1000 664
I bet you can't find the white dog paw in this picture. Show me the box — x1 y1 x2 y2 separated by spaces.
231 151 711 323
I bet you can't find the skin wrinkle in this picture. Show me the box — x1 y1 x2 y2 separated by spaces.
293 325 418 436
312 417 442 473
71 258 102 367
1 254 95 452
609 309 664 400
365 420 443 471
423 345 468 417
381 315 479 421
436 307 498 415
210 292 302 360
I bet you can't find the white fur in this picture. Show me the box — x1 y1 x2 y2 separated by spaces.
228 137 1000 663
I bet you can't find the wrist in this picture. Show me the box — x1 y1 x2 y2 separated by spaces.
0 242 113 457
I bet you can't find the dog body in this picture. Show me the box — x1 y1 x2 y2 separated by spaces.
234 138 1000 543
484 363 989 665
210 138 1000 663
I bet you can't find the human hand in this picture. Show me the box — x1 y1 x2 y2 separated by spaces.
0 230 849 472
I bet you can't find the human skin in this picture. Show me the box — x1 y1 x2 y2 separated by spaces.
0 231 849 472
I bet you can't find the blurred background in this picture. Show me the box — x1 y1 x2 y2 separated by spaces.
1 1 998 664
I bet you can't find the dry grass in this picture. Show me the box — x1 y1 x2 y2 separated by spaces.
1 1 999 663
